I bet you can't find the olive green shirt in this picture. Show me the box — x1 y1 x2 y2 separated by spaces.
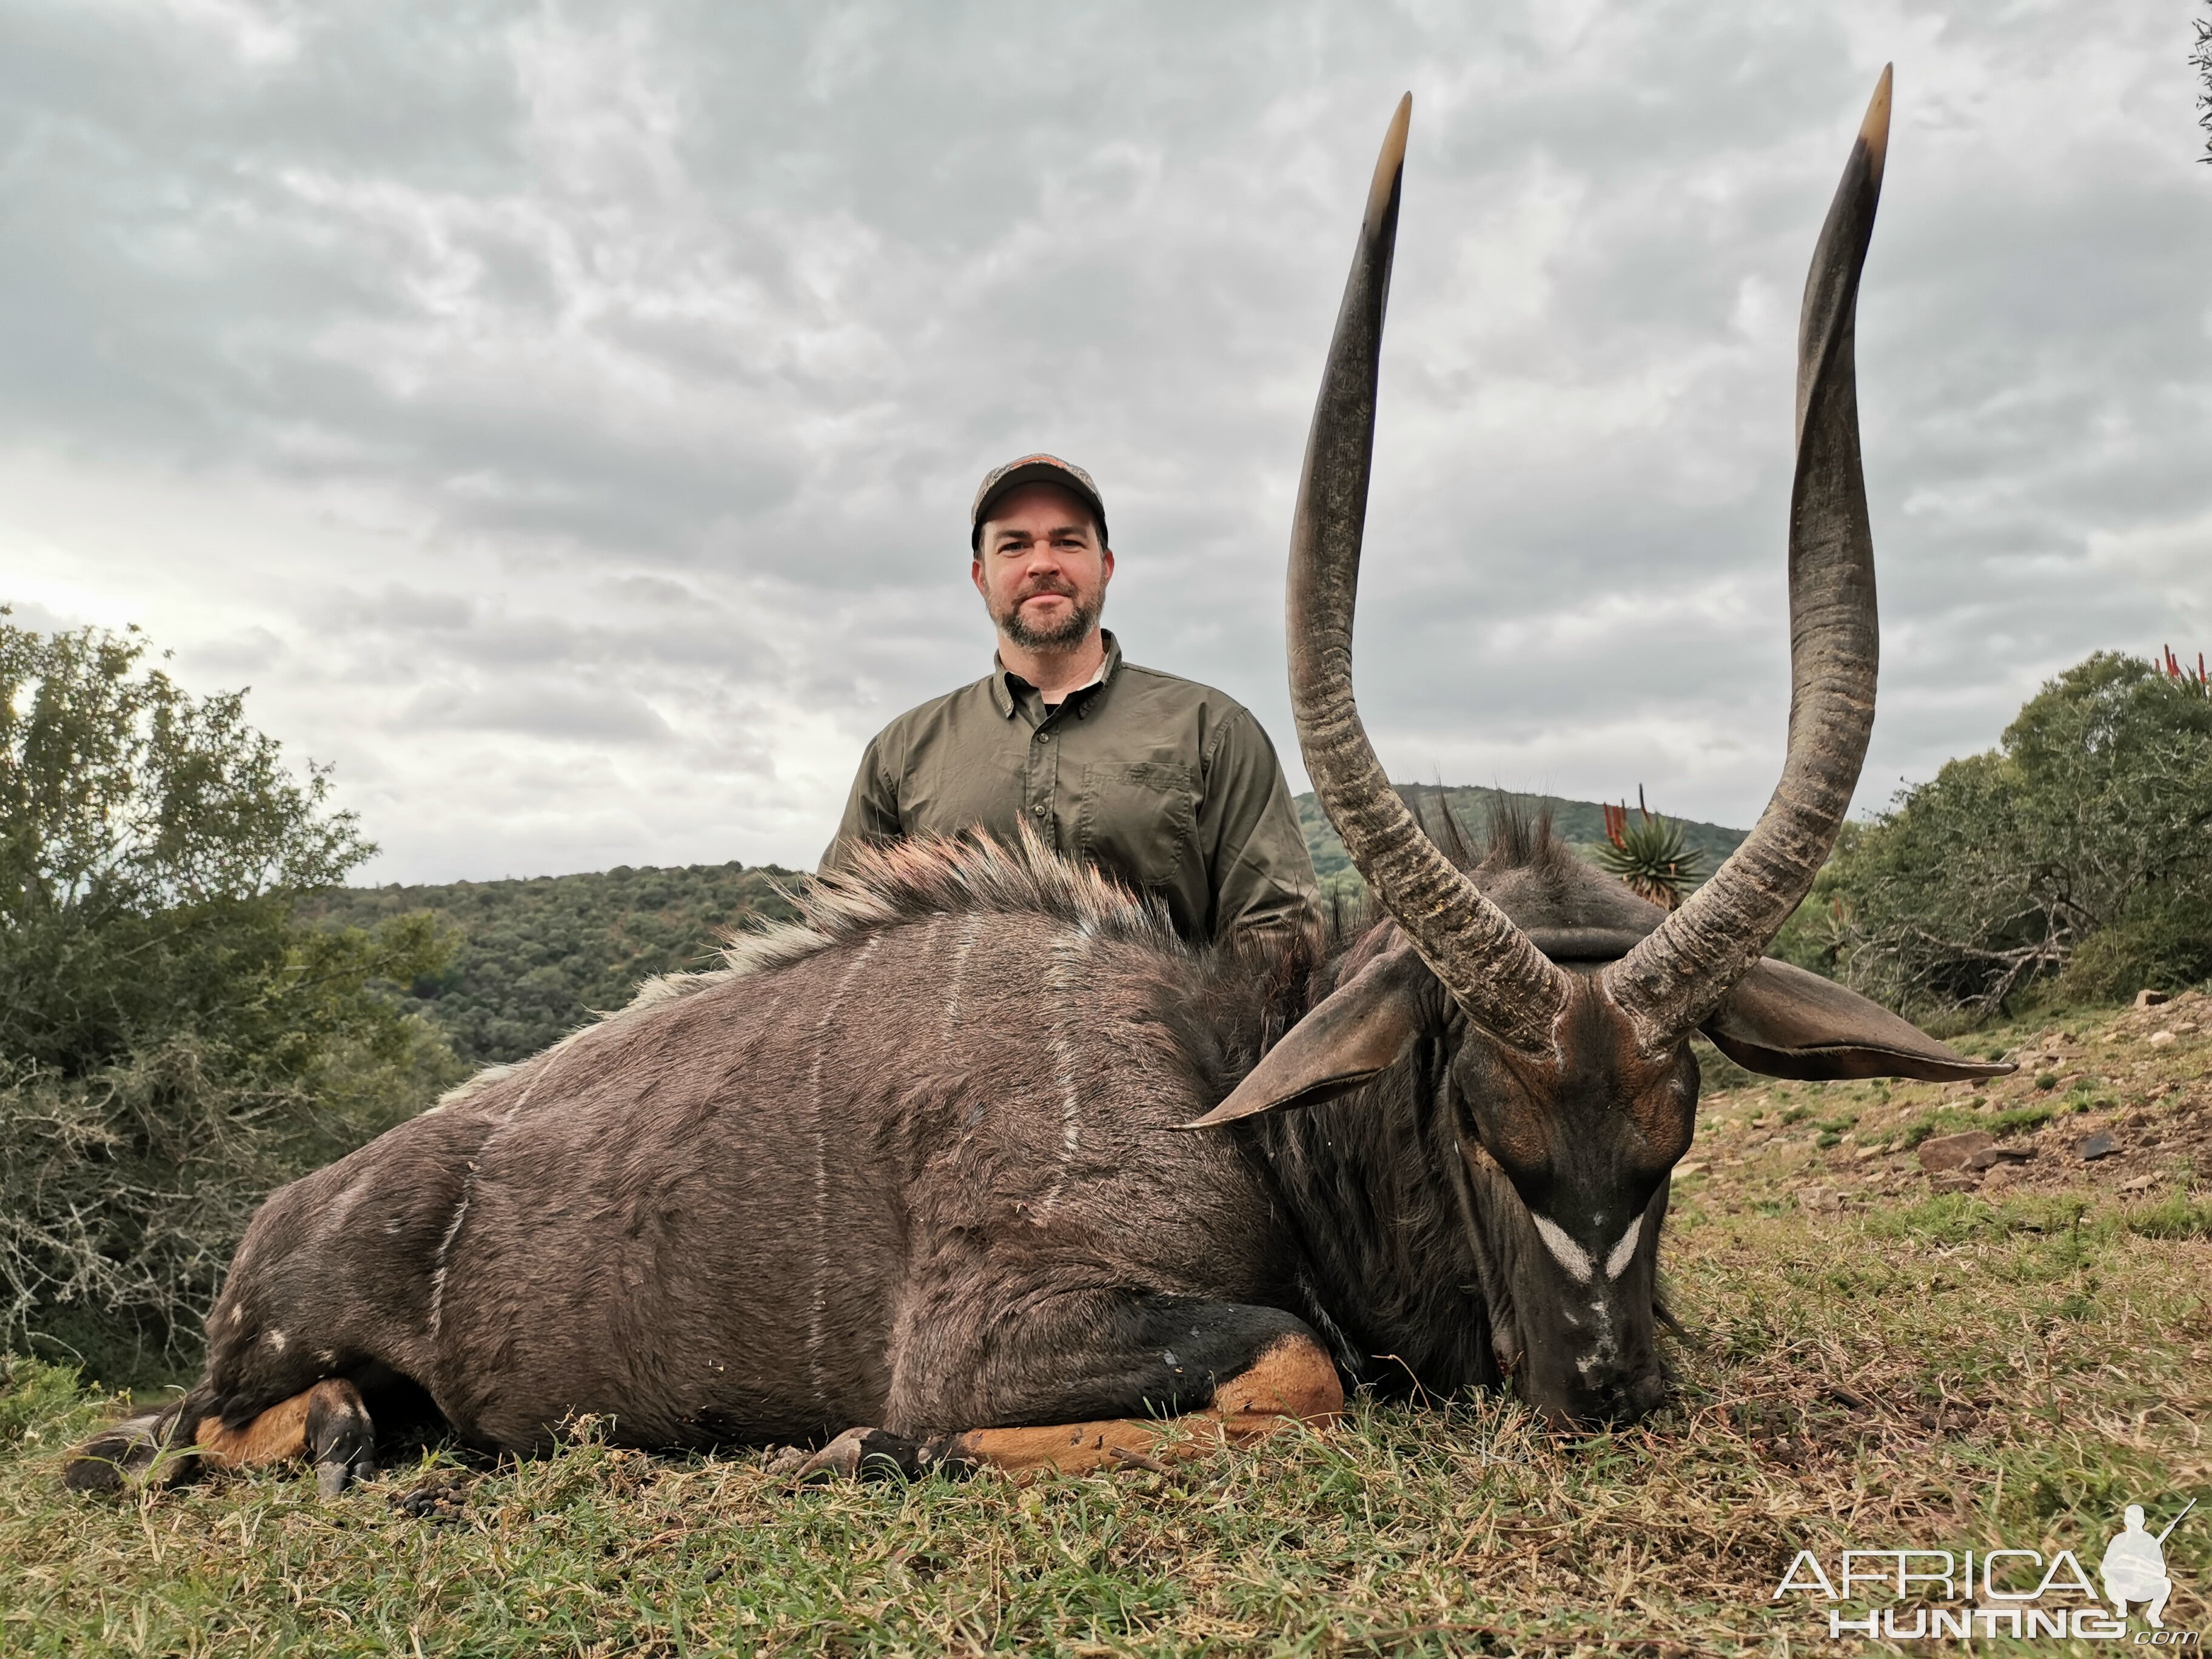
823 633 1318 942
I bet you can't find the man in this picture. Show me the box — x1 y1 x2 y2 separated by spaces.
823 453 1318 943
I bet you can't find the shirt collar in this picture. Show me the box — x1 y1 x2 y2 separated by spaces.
990 630 1121 717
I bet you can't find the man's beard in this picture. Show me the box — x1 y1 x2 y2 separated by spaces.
997 586 1102 651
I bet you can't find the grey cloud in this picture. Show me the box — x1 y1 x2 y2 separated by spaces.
394 680 675 743
0 0 2205 880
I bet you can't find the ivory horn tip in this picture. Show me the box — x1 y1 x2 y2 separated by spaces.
1860 64 1893 183
1364 93 1413 237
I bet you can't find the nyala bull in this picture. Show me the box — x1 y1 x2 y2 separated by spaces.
70 70 2004 1499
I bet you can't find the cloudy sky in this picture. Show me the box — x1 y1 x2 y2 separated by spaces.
3 1 2207 882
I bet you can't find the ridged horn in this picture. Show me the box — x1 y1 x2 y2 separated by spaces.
1289 94 1572 1057
1603 66 1894 1050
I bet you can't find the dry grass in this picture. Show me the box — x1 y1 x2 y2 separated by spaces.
3 996 2208 1656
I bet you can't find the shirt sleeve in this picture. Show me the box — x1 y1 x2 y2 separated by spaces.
820 732 903 872
1198 708 1321 940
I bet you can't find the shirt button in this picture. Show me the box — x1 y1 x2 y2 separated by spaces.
1032 802 1047 817
1035 730 1051 743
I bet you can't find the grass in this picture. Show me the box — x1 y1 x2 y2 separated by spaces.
4 997 2209 1656
1899 1101 2064 1149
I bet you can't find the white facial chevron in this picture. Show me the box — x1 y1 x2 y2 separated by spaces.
1532 1212 1647 1283
1603 1214 1644 1280
1530 1213 1594 1282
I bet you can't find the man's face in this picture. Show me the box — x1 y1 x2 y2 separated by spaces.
971 482 1114 651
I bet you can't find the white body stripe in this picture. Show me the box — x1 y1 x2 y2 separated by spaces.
1030 928 1090 1221
425 1185 472 1341
939 912 981 1042
806 934 880 1402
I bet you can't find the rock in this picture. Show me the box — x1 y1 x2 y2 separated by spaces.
1962 1145 2036 1171
2078 1130 2119 1161
1927 1172 1982 1194
2147 1030 2177 1048
1919 1130 1996 1173
2135 989 2171 1010
1799 1186 1843 1212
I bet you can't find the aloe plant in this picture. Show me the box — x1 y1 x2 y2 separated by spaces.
2160 644 2208 698
1598 788 1705 909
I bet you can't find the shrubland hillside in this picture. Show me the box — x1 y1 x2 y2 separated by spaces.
4 993 2203 1655
1297 786 1744 905
302 863 803 1065
309 788 1738 1066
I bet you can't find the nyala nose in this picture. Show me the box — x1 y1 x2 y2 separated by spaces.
1597 1369 1669 1423
1563 1367 1667 1426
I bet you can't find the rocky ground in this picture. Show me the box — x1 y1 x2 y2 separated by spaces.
1686 988 2211 1216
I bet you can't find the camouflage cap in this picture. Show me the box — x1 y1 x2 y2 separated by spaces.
970 454 1108 551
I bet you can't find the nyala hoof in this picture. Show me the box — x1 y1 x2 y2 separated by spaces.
763 1444 813 1478
776 1427 960 1486
315 1455 378 1499
61 1409 191 1495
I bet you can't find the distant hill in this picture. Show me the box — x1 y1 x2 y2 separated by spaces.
302 863 802 1067
1295 786 1747 905
309 788 1742 1067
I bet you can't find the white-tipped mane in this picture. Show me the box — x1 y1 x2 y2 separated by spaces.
431 830 1178 1116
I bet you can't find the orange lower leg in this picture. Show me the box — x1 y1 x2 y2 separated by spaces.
942 1333 1343 1476
193 1379 363 1471
196 1392 312 1468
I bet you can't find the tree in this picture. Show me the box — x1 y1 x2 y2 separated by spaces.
0 615 461 1382
1806 651 2212 1017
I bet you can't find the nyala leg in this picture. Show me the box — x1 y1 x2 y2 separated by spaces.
61 1396 207 1495
939 1329 1343 1476
187 1378 379 1498
783 1298 1344 1482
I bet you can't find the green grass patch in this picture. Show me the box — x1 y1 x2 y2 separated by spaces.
1988 1102 2057 1136
1896 1101 2057 1148
1898 1108 1979 1148
2122 1193 2212 1239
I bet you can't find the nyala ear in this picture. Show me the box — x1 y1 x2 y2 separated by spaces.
1703 958 2015 1082
1178 943 1429 1128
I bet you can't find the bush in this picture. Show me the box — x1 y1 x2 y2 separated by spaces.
0 615 462 1383
1809 651 2212 1017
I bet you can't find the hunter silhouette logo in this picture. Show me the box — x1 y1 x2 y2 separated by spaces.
1772 1498 2197 1643
2103 1500 2191 1632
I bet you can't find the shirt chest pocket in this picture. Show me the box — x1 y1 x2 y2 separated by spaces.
1075 761 1198 890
